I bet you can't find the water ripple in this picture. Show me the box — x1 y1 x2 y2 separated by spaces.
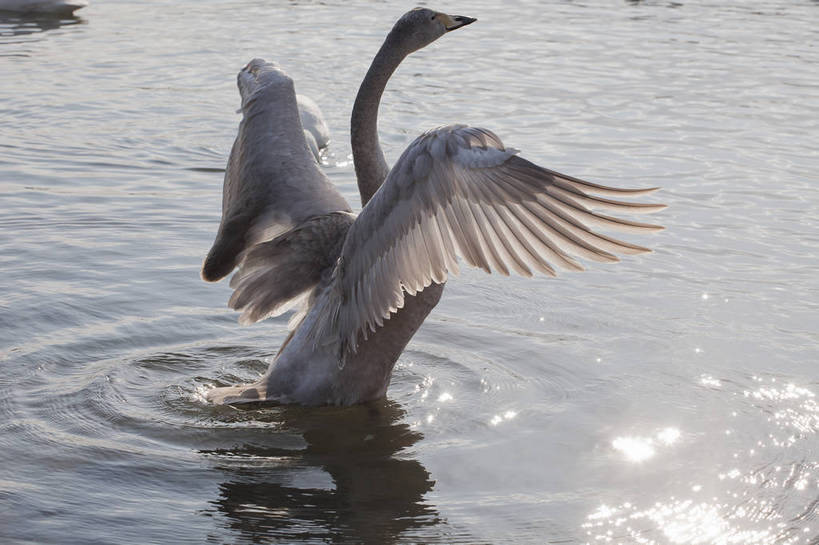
1 0 817 543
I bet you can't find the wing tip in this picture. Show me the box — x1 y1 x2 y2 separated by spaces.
201 269 217 282
237 314 255 327
201 261 228 283
639 202 668 213
613 186 663 197
558 176 664 198
622 245 653 255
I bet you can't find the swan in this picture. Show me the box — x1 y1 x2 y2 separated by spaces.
0 0 87 15
297 94 331 160
202 8 664 406
302 128 320 163
237 93 327 161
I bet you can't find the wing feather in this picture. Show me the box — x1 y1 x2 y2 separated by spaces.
468 200 508 274
202 59 350 282
227 212 355 326
311 125 665 353
433 209 460 275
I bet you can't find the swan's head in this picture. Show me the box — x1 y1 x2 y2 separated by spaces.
389 7 476 54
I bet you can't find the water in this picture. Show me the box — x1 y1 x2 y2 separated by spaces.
1 1 817 543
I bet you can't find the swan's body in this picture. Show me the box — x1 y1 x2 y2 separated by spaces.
203 9 664 406
0 0 87 14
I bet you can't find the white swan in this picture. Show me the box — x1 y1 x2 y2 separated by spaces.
0 0 87 15
202 8 664 406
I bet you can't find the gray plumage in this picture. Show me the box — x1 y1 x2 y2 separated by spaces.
228 211 355 326
310 125 663 355
297 94 331 150
201 60 349 283
202 9 664 406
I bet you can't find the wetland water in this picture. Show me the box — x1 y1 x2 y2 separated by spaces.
1 1 817 543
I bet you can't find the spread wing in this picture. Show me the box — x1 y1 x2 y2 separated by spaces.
311 124 665 353
202 59 350 283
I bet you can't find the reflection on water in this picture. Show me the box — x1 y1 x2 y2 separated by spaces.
584 377 819 544
203 401 439 545
0 13 84 40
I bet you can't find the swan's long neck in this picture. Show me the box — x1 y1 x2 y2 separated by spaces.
351 36 408 205
329 31 444 405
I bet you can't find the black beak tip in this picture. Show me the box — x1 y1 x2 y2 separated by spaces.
448 15 477 31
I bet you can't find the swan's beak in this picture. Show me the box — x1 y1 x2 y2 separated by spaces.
442 14 476 32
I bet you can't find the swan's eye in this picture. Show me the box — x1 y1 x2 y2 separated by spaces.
430 15 436 21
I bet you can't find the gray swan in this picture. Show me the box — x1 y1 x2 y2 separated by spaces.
0 0 87 14
201 8 664 406
297 94 330 162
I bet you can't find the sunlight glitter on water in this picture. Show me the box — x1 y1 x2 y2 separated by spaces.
582 498 797 545
489 410 517 426
192 383 214 404
700 375 722 389
2 1 818 543
747 381 818 442
586 377 819 544
657 427 681 445
612 436 656 462
612 427 681 463
582 493 818 545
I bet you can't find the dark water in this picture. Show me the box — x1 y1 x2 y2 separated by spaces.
1 1 817 544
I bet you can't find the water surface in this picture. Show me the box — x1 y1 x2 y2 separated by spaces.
1 1 817 543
